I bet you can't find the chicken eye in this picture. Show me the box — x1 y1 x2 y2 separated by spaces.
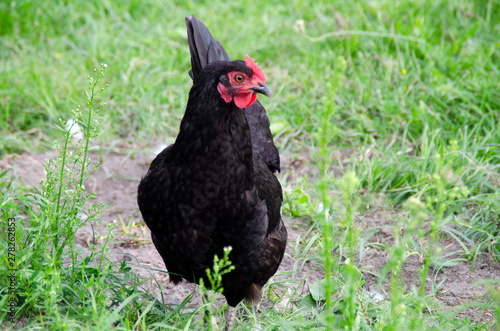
235 74 245 83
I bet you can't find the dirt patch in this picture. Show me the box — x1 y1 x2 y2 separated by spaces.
1 148 499 324
358 208 500 324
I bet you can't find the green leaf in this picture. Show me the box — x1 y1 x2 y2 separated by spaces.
309 279 327 302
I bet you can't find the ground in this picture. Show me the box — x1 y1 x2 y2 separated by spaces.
1 146 499 324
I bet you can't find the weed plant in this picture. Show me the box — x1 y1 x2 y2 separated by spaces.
0 65 175 329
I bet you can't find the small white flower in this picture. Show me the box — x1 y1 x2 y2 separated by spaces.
294 20 305 33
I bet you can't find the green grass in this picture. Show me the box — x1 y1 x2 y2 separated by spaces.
1 0 500 329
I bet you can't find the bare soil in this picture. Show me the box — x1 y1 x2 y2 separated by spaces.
1 146 498 325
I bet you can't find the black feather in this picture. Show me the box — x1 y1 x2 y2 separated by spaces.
186 16 230 79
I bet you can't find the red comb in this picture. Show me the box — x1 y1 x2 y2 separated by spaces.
245 55 266 83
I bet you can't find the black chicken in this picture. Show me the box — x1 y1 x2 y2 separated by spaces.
137 16 287 317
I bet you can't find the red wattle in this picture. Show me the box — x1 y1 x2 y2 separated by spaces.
234 92 257 109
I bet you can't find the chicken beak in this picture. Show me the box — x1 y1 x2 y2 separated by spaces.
251 83 272 97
